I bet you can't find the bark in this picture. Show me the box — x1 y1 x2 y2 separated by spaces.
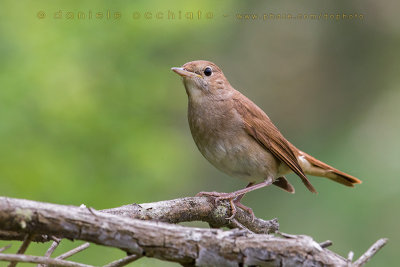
0 196 387 266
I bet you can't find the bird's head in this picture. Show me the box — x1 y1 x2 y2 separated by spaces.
172 60 231 101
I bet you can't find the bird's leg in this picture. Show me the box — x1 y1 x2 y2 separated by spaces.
233 182 254 203
196 178 273 220
233 183 254 220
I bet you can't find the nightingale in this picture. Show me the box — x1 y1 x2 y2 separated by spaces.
171 60 361 220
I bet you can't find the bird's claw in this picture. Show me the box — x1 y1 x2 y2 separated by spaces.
235 201 255 222
195 191 255 221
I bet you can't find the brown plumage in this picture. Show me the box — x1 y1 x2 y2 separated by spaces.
233 93 317 193
273 177 295 193
172 60 361 219
298 151 362 187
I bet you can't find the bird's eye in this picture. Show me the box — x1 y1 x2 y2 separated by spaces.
204 67 212 76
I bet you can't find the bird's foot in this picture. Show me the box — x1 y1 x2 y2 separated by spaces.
196 191 254 221
234 200 255 222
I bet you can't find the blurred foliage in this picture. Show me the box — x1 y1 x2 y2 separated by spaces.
0 0 399 266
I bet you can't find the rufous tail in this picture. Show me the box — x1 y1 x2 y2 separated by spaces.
298 151 362 187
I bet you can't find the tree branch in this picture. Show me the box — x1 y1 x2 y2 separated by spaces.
101 196 279 234
55 242 90 260
103 254 142 267
0 254 92 267
353 238 388 266
8 233 33 267
0 196 387 266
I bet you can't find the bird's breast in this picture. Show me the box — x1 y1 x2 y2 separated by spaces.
188 99 280 182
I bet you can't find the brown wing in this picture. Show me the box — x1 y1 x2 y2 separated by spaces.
233 93 317 193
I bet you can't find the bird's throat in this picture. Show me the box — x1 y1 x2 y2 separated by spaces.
184 79 204 103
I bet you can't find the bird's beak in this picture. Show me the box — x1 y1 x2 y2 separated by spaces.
171 67 202 79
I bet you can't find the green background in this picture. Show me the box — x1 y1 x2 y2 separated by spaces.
0 0 399 266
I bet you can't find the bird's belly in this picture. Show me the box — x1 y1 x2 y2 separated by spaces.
197 134 279 183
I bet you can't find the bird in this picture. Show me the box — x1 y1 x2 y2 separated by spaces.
171 60 361 220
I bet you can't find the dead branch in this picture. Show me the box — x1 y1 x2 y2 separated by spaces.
353 238 388 267
103 254 142 267
0 197 278 243
0 254 92 267
0 244 12 253
8 233 33 267
0 196 387 266
101 196 279 234
55 243 90 260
